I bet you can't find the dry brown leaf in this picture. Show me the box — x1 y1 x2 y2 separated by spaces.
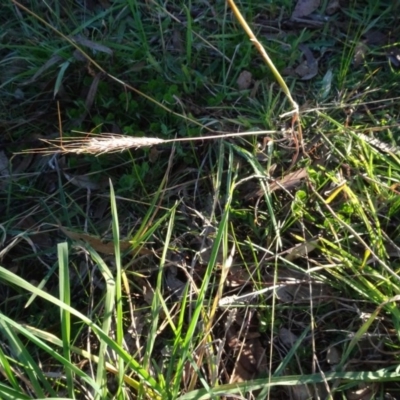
270 168 308 191
353 41 368 67
142 279 155 305
15 216 52 248
325 0 340 15
73 35 113 56
346 383 376 400
63 171 109 190
85 72 103 112
59 226 132 254
227 334 264 383
276 282 327 303
326 0 340 15
171 29 184 54
237 70 252 90
327 346 341 365
246 168 308 199
149 147 159 163
279 327 298 347
288 385 313 400
98 0 111 8
285 238 319 262
387 46 400 67
250 79 261 98
296 44 318 80
291 0 320 19
164 267 186 298
364 30 387 46
11 153 34 175
226 264 254 287
0 151 9 178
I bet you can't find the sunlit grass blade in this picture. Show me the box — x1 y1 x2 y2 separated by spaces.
0 266 163 397
172 142 237 395
177 368 400 400
0 318 56 397
0 382 30 400
83 245 116 400
109 180 125 399
58 242 74 398
0 344 20 392
0 313 101 394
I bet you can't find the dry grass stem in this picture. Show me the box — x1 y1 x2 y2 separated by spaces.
28 130 281 155
39 134 166 155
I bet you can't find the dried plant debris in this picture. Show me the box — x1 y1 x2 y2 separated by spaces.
236 70 253 90
291 0 320 19
38 134 166 155
295 44 319 80
246 168 308 199
27 130 280 155
356 133 400 154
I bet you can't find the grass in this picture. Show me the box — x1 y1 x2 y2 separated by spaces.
1 0 400 398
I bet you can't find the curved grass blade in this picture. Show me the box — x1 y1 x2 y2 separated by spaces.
58 242 74 398
0 266 163 398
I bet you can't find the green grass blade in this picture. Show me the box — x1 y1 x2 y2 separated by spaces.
0 382 30 400
109 179 125 399
0 313 101 394
0 266 163 396
178 368 400 399
84 246 116 400
58 242 74 398
172 142 236 396
0 344 20 392
0 318 56 397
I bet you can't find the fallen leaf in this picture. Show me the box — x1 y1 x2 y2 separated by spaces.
164 266 186 298
353 41 368 67
250 80 261 98
270 168 308 191
276 282 327 303
279 327 298 347
285 238 319 262
288 385 314 400
327 346 341 365
15 216 53 248
59 226 131 254
63 171 109 190
387 46 400 67
171 29 184 54
149 147 159 163
0 151 9 178
85 72 103 112
326 0 340 15
291 0 320 19
346 384 376 400
73 35 113 56
237 70 252 90
227 327 266 383
246 168 308 199
318 68 333 101
364 30 387 46
142 279 155 305
295 44 318 80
